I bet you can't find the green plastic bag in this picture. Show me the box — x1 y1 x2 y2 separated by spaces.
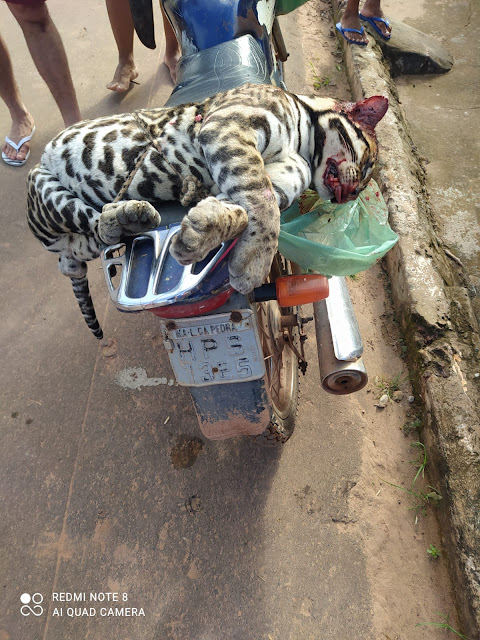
278 180 398 277
275 0 310 15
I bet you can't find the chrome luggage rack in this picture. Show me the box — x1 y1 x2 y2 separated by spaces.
101 224 231 312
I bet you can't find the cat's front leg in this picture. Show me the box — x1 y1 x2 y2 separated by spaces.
98 200 161 244
169 196 248 265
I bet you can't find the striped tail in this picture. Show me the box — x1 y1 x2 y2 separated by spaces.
70 275 103 339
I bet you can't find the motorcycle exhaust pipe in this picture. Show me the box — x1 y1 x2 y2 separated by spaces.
313 276 368 395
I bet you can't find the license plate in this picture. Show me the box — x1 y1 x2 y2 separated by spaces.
160 310 265 387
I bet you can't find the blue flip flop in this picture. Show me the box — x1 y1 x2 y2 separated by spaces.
359 14 391 40
335 22 368 46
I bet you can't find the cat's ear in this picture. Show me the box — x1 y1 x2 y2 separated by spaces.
343 96 388 132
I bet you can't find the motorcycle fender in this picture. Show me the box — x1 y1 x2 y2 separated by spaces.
189 379 271 440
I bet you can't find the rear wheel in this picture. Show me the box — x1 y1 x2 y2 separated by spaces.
251 256 300 445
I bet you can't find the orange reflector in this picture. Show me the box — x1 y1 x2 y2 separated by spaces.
276 274 329 306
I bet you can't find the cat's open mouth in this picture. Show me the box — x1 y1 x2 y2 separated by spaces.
324 159 357 204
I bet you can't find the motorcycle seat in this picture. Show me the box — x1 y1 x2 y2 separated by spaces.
165 34 271 107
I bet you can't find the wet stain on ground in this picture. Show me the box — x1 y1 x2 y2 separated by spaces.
170 435 204 469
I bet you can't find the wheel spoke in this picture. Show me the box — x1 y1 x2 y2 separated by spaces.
250 256 299 444
256 259 298 417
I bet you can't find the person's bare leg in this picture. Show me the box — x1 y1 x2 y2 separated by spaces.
105 0 139 92
339 0 368 44
0 34 35 162
7 2 80 126
161 5 180 83
360 0 392 38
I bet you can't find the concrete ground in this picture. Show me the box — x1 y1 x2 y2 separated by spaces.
383 0 480 324
0 0 473 639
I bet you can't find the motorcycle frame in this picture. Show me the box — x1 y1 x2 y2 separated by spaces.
112 0 367 440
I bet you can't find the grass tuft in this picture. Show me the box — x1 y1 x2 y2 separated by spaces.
416 612 470 639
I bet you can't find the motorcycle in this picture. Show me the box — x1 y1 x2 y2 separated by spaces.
101 0 368 444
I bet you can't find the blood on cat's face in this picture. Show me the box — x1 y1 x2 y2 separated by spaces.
311 95 388 204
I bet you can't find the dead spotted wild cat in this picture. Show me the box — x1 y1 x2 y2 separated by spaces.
26 83 388 337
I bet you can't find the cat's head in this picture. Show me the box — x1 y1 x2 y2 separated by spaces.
311 95 388 204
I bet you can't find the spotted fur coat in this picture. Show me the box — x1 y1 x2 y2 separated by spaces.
27 83 387 337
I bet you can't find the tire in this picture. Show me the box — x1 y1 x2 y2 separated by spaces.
250 256 300 445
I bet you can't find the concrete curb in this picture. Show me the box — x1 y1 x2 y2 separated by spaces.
331 2 480 636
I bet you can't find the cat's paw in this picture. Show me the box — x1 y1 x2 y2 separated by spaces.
170 197 248 265
98 200 161 244
228 235 277 294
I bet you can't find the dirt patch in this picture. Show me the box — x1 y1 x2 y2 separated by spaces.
295 2 462 635
348 267 460 637
170 434 204 469
292 0 351 100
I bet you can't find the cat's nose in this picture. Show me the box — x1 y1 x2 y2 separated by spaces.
334 180 359 203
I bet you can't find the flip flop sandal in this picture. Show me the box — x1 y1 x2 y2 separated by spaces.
2 125 36 167
335 22 368 46
359 14 392 40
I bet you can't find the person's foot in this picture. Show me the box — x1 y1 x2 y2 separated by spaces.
360 1 392 38
2 113 35 163
107 60 139 92
338 13 368 45
164 47 181 83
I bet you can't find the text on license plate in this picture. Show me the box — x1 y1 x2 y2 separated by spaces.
161 311 265 387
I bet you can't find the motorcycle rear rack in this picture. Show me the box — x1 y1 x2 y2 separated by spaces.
101 224 231 312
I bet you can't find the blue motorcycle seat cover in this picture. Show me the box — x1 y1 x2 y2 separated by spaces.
165 35 271 107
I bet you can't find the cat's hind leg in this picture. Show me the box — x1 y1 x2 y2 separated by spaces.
169 196 248 265
98 200 161 244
